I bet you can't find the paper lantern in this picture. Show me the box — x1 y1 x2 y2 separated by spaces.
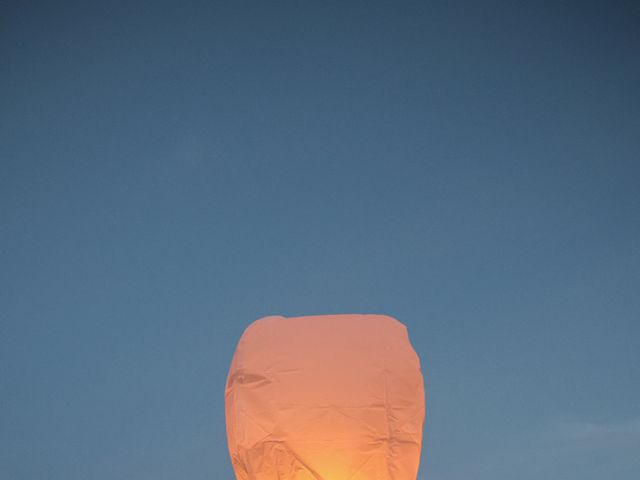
225 314 425 480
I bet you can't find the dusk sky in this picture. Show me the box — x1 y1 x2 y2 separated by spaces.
1 1 639 479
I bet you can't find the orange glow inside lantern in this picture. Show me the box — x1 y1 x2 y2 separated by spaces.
225 314 425 480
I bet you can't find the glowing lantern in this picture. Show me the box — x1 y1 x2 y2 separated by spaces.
225 314 425 480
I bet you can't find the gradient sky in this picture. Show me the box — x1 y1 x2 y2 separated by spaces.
1 1 639 479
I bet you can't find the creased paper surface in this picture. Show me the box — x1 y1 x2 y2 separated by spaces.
225 314 425 480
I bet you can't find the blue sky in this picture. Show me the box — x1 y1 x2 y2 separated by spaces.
1 1 639 479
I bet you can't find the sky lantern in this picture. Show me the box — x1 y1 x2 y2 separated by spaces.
225 314 425 480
